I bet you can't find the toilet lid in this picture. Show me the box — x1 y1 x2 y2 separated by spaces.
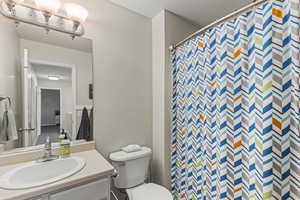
126 183 173 200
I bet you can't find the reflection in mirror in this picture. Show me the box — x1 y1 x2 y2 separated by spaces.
0 17 93 154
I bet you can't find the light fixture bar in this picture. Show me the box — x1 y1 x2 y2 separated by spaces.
0 0 85 38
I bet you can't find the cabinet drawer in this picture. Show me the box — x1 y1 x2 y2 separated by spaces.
31 194 49 200
50 178 110 200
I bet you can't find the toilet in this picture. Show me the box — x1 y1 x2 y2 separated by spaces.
109 146 173 200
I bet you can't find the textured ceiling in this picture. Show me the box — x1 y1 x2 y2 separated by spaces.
110 0 253 26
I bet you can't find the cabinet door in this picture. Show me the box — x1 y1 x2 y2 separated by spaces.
50 178 110 200
30 194 49 200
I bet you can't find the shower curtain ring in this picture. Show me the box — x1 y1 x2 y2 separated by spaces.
169 45 175 51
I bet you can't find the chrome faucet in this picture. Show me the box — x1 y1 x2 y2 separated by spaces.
37 136 59 162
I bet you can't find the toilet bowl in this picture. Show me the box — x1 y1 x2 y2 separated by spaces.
126 183 173 200
109 146 173 200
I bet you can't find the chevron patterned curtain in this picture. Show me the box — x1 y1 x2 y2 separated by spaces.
171 0 300 199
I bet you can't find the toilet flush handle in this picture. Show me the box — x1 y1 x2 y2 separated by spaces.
110 161 125 178
112 168 119 178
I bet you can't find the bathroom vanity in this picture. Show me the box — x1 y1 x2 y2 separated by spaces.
0 143 114 200
32 177 110 200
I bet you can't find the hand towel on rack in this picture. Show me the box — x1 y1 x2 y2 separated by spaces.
89 107 93 141
0 98 18 142
76 107 91 141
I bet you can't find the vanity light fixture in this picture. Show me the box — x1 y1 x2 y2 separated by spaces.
35 0 61 14
48 75 60 81
0 0 88 39
3 0 24 15
7 0 24 3
35 0 61 32
64 3 88 33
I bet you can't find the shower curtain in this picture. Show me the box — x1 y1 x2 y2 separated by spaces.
171 0 300 199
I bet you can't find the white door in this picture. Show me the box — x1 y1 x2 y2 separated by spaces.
21 49 36 147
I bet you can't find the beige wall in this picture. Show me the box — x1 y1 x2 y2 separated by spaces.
19 39 93 107
0 18 21 151
74 0 153 158
152 10 199 188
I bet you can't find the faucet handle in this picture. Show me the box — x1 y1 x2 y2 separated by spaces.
37 136 58 162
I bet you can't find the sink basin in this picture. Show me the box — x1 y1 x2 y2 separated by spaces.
0 157 85 190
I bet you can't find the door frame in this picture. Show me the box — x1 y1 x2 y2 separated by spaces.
22 49 30 147
30 59 77 139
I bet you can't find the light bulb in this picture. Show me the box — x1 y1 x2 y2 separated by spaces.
35 0 61 14
4 0 24 15
48 76 60 81
64 3 88 23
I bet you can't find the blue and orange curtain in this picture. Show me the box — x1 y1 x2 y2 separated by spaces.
171 0 300 199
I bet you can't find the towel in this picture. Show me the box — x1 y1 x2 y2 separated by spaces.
0 98 18 142
76 107 92 141
122 144 142 153
89 107 93 141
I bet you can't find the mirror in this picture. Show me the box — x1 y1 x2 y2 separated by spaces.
0 17 94 153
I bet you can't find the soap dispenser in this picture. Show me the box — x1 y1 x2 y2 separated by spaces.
59 131 71 158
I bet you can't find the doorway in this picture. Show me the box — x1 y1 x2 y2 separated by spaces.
37 88 61 144
31 60 77 141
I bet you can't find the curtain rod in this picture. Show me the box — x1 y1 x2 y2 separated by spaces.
169 0 271 51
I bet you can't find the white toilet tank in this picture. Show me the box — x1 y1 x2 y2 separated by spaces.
109 147 152 189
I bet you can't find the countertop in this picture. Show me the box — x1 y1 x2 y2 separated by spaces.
0 150 114 200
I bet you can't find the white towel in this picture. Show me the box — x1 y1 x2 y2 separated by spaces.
0 98 18 142
121 144 142 153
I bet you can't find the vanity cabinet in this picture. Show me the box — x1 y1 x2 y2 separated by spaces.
31 177 110 200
